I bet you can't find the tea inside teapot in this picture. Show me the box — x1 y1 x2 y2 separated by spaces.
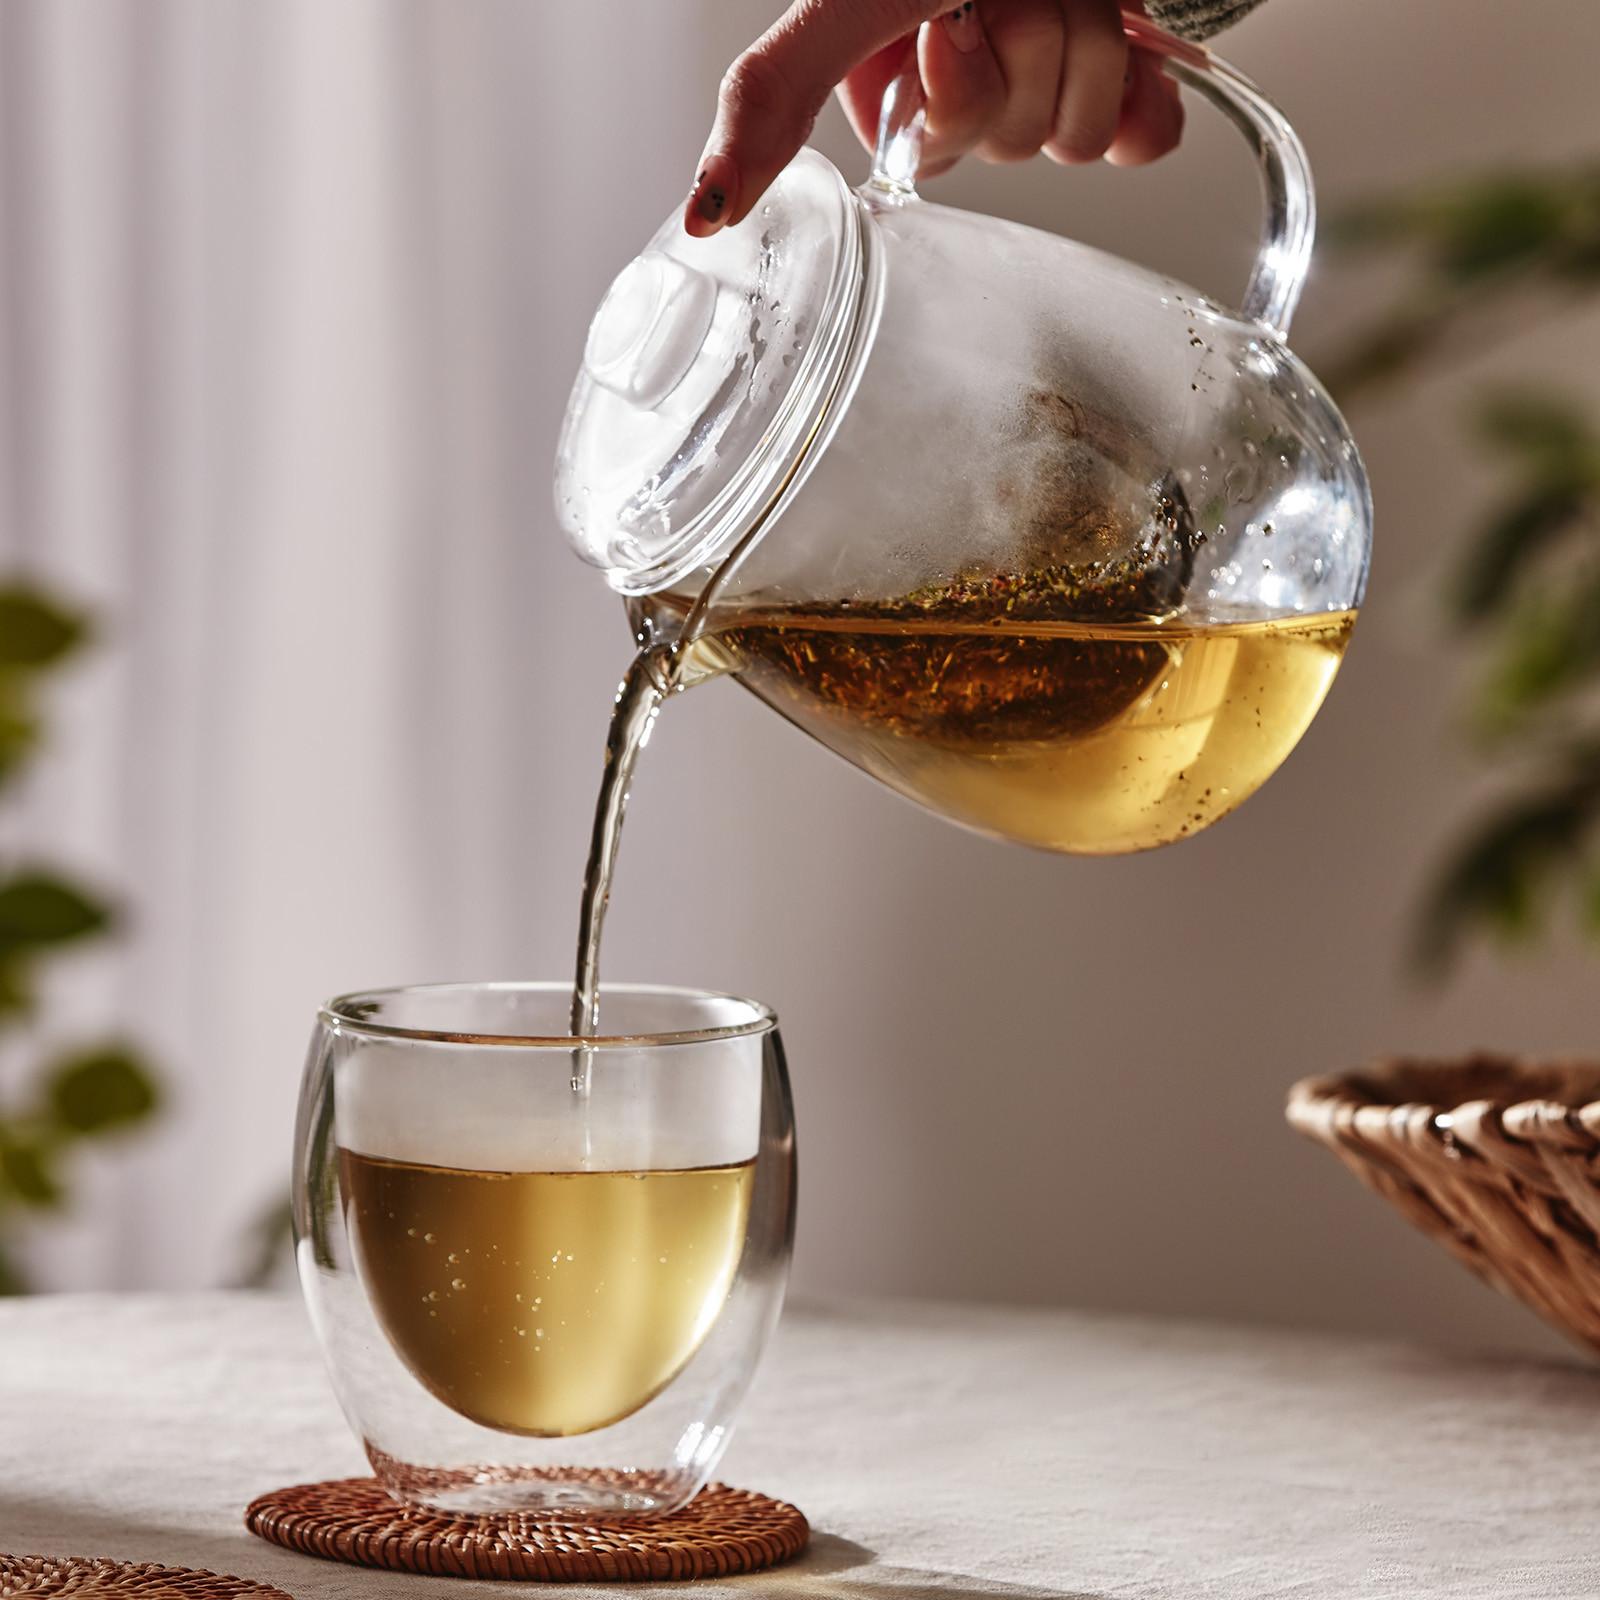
651 585 1354 857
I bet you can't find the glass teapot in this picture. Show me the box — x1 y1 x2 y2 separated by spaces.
555 16 1371 855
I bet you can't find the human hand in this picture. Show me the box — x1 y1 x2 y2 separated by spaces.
685 0 1183 238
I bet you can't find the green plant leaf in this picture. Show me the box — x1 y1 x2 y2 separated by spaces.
1552 169 1600 278
0 956 32 1018
45 1046 159 1136
1331 171 1576 273
0 1242 29 1296
1433 178 1569 281
1557 232 1600 281
1452 483 1591 622
0 1133 64 1209
1584 865 1600 939
1327 165 1600 971
0 691 38 790
1324 171 1600 399
1325 193 1444 250
0 871 113 951
1474 390 1600 469
1323 302 1457 401
1479 572 1600 727
1416 756 1600 974
232 1197 295 1290
0 585 89 670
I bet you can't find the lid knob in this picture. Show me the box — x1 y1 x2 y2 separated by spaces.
582 250 717 409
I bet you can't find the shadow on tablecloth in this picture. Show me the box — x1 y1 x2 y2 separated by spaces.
783 1534 1107 1599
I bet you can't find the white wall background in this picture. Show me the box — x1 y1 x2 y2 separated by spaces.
3 0 1598 1359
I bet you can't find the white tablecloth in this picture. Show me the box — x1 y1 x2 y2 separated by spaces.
3 1292 1598 1598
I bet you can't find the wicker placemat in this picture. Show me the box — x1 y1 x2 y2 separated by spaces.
245 1476 810 1583
0 1555 293 1599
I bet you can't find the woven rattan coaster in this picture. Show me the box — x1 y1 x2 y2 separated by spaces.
0 1555 293 1599
244 1475 809 1583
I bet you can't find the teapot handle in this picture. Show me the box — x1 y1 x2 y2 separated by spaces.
867 12 1314 339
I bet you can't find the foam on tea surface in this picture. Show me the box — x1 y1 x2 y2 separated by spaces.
335 1052 759 1437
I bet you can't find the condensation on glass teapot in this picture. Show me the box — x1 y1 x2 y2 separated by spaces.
555 16 1374 855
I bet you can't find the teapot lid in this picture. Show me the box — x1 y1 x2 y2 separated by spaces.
555 149 865 596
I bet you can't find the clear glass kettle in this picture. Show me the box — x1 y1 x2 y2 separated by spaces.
555 17 1372 855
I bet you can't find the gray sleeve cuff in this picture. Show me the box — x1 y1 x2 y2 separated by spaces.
1147 0 1268 40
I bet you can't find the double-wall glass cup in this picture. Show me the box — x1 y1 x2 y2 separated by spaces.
293 982 796 1517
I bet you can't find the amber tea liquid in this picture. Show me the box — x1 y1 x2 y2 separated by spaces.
341 1149 754 1436
704 601 1355 854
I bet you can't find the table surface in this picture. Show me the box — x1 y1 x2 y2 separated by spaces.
3 1292 1598 1599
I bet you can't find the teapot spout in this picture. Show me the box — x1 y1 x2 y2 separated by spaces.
626 593 736 693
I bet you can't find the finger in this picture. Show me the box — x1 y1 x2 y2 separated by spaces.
914 5 1007 171
686 0 950 238
1105 47 1183 167
1042 0 1129 165
975 0 1067 164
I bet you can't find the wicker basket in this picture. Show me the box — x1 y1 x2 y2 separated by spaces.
1287 1055 1600 1355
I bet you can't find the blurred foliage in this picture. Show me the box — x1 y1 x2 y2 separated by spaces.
0 583 161 1291
1326 166 1600 971
232 1197 295 1291
1325 166 1600 399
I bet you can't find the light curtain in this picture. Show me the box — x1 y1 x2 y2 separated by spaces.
0 0 702 1286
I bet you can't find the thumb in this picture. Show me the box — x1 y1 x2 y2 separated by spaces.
686 0 947 238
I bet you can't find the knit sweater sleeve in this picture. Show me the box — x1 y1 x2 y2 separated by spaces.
1146 0 1266 40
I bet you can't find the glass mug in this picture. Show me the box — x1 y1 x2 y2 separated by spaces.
293 982 796 1516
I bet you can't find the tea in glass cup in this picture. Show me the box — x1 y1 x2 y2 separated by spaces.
294 982 795 1516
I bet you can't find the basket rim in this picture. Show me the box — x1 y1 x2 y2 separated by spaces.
1285 1055 1600 1364
1287 1054 1600 1148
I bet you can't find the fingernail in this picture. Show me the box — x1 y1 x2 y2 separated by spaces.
686 152 739 237
941 2 983 53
